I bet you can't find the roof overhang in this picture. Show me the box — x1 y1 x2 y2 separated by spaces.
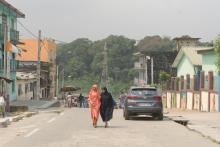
197 47 214 54
0 0 25 18
172 50 184 68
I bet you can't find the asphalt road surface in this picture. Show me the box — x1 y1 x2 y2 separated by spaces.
0 108 219 147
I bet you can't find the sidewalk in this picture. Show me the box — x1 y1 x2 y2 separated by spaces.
165 109 220 143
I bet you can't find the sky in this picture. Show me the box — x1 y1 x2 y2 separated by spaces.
8 0 220 43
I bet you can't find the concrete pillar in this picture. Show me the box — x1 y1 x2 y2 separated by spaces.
193 75 197 91
200 71 205 89
208 71 214 90
186 74 190 90
180 76 184 90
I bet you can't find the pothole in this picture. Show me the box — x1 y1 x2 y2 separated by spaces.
173 120 189 126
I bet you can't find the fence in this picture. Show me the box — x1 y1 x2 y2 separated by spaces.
165 71 219 112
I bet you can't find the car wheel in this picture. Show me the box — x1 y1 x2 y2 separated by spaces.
153 113 163 120
157 113 163 120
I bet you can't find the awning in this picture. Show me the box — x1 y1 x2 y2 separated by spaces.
0 76 13 83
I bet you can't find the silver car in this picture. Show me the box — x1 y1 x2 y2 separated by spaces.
123 86 163 120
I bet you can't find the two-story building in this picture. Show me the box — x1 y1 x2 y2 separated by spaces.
0 1 25 102
16 39 57 99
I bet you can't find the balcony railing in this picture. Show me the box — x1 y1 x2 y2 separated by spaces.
134 62 144 70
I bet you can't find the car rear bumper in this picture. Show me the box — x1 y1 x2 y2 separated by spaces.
126 107 163 115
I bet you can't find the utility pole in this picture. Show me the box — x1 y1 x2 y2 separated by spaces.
102 42 108 88
145 56 150 85
151 57 154 85
62 69 65 88
56 65 59 97
145 57 148 85
36 30 41 100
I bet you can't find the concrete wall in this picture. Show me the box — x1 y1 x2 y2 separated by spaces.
17 79 36 101
201 91 209 112
167 92 172 108
187 91 193 110
210 92 218 112
193 93 200 110
177 56 195 77
176 93 181 109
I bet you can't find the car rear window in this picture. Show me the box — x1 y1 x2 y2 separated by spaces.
131 88 157 96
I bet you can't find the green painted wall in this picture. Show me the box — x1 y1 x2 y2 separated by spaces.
202 51 217 75
177 55 195 77
0 3 19 101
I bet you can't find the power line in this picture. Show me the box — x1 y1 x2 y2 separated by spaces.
17 20 38 39
18 20 68 44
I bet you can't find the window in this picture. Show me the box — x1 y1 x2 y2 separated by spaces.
18 84 22 96
25 84 29 94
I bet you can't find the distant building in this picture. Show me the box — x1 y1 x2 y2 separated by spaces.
173 36 200 51
16 39 57 99
172 46 202 77
17 72 37 100
197 47 217 75
0 1 25 101
134 51 177 85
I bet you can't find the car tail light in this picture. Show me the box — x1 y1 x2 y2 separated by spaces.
127 95 140 99
154 96 162 101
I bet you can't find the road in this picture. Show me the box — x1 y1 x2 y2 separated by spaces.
0 108 219 147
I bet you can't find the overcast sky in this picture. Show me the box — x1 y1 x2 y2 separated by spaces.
8 0 220 42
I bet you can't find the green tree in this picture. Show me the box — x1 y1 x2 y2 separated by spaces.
159 71 171 91
215 36 220 74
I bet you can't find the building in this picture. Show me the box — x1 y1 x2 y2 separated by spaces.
166 37 219 112
173 36 200 51
134 51 177 86
172 46 202 77
0 1 25 102
16 39 57 99
197 47 217 75
17 72 37 100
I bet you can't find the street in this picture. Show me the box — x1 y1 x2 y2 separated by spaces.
0 108 219 147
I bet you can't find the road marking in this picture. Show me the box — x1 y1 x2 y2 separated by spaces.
47 117 56 123
20 125 36 129
24 128 39 138
60 112 64 116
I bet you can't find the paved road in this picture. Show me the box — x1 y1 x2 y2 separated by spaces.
0 108 219 147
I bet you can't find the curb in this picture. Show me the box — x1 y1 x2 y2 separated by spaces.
187 124 220 144
39 109 64 114
166 115 220 144
0 111 38 128
0 118 10 128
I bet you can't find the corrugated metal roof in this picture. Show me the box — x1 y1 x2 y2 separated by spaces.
172 46 203 67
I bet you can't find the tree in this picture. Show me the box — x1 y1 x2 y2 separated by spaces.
137 36 175 52
214 36 220 74
159 71 171 91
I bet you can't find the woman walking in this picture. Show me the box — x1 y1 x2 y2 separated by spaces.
88 85 101 128
100 87 114 128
